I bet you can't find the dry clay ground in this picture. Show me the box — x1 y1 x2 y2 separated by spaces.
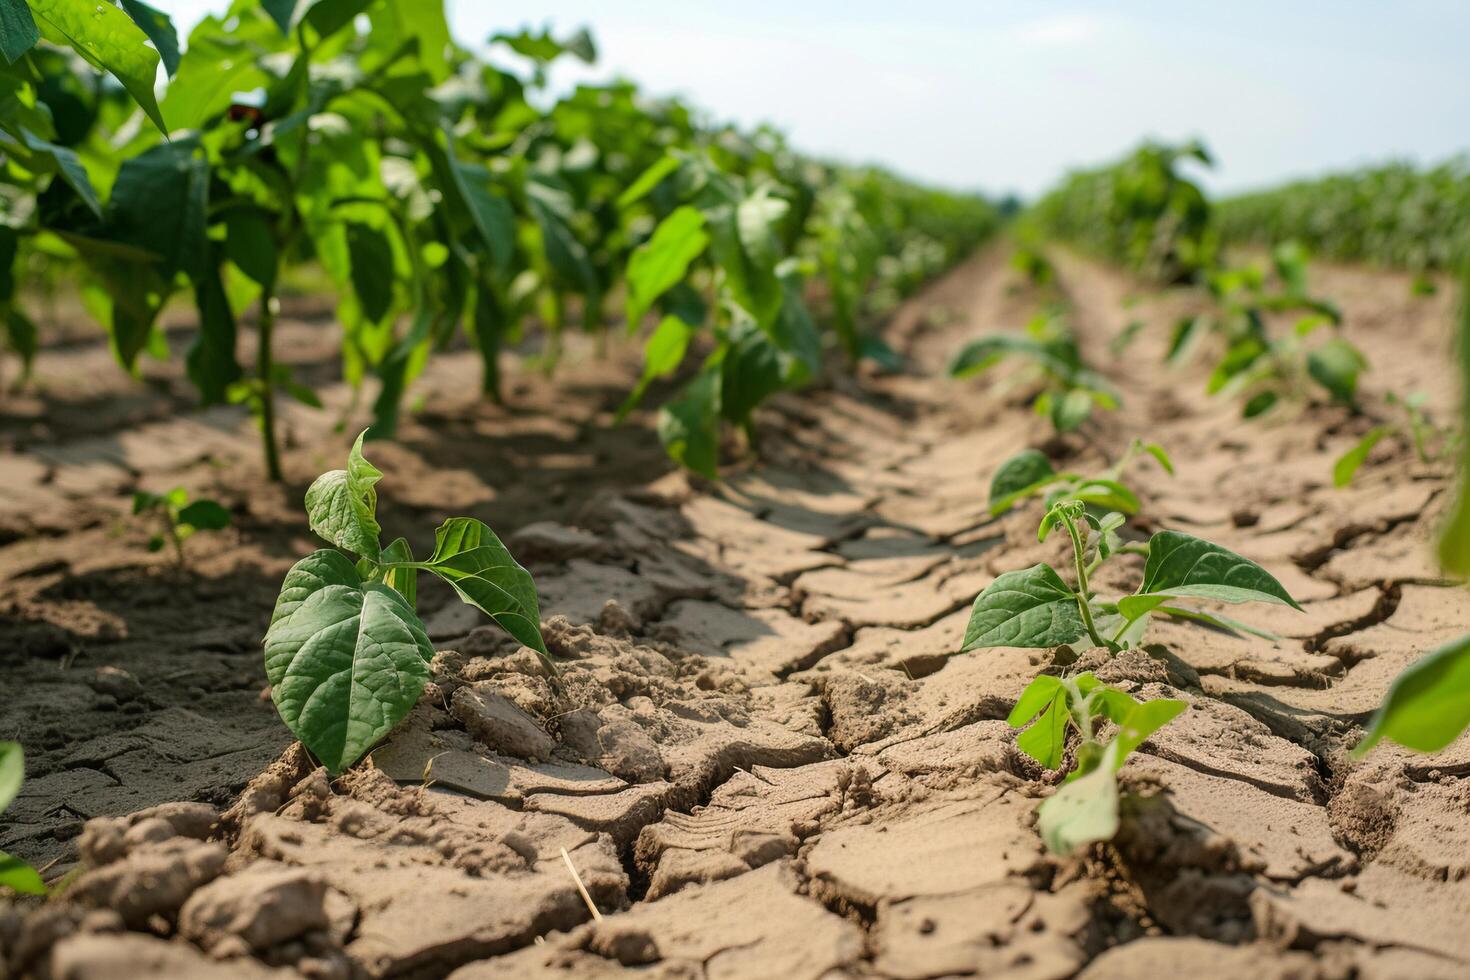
1 245 1468 979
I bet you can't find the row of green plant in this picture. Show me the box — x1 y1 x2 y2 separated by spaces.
1216 159 1470 274
0 0 997 480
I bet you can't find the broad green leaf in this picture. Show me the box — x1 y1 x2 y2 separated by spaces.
658 365 721 479
1126 530 1302 615
617 154 680 210
617 314 693 422
304 430 383 561
1016 689 1069 770
989 449 1058 515
1333 427 1388 487
30 0 166 133
0 740 21 812
119 0 179 77
421 517 549 660
1113 698 1187 761
369 0 452 81
0 0 38 64
1037 744 1119 854
948 334 1049 379
105 139 209 280
264 549 433 774
22 129 100 217
262 0 298 34
1242 390 1278 418
1092 688 1140 726
4 309 36 379
0 852 45 894
1051 388 1094 433
446 140 513 274
961 563 1086 651
527 181 599 301
345 222 395 323
225 209 277 289
186 251 242 404
625 206 707 331
1307 337 1367 405
1356 634 1470 755
178 499 230 531
719 327 789 427
1140 442 1174 475
1069 478 1140 515
1007 675 1063 727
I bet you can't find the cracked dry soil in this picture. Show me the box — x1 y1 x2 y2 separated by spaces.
1 245 1468 978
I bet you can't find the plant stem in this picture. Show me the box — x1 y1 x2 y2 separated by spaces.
1059 509 1107 648
257 286 283 483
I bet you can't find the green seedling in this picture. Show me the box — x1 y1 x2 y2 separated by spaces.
264 432 551 774
1333 391 1449 486
0 741 45 895
1175 243 1365 418
1009 673 1186 853
1358 269 1470 756
988 439 1174 518
950 310 1119 434
131 488 231 565
962 499 1300 654
1010 244 1055 287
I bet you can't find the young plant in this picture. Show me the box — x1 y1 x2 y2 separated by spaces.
0 741 45 895
131 488 231 565
1357 269 1470 757
1173 243 1366 418
264 432 551 774
988 439 1174 518
1009 674 1185 853
949 309 1119 435
1332 390 1449 486
962 499 1300 654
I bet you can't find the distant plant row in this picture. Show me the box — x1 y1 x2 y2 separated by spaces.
0 0 998 478
1028 143 1470 279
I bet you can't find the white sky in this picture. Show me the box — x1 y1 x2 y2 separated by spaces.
152 1 1470 199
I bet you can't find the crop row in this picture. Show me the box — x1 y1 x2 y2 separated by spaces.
0 0 998 479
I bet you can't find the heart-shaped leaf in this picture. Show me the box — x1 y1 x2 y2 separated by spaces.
989 449 1059 515
304 430 383 561
422 518 549 662
265 550 433 774
962 563 1086 651
1125 530 1302 618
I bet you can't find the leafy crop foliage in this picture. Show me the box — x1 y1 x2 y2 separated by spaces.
949 309 1119 435
1217 159 1470 273
1173 242 1366 419
1009 674 1184 853
1027 140 1216 283
0 741 45 895
963 499 1300 654
965 494 1298 852
132 488 230 564
987 439 1173 518
1358 270 1470 756
265 432 547 773
0 1 997 481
